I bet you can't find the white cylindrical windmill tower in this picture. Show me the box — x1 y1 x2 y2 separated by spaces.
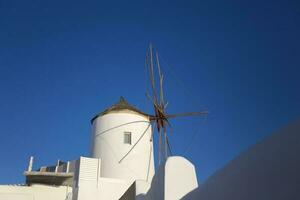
90 97 155 183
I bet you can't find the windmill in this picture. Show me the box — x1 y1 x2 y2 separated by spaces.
145 44 208 164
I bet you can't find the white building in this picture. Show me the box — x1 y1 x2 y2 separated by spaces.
1 97 298 200
0 97 198 200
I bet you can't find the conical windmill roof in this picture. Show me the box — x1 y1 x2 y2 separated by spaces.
91 96 149 123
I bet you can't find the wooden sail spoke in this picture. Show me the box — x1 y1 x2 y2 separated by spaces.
163 126 168 159
144 43 208 163
146 92 166 118
165 134 173 156
156 51 165 108
164 118 172 129
148 44 159 105
166 111 208 119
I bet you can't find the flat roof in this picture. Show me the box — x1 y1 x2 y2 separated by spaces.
24 171 73 186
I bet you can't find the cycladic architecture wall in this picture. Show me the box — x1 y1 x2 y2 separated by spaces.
182 119 300 200
0 184 72 200
2 97 299 200
145 156 198 200
90 97 155 183
72 157 131 200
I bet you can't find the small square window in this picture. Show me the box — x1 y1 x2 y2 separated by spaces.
124 132 132 144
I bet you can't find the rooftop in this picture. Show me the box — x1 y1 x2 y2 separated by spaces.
91 96 149 123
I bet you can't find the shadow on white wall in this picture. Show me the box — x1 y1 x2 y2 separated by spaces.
182 119 300 200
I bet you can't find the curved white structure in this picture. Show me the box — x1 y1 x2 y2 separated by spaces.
182 119 300 200
145 156 198 200
90 97 155 182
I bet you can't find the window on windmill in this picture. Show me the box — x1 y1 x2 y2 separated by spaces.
124 132 132 145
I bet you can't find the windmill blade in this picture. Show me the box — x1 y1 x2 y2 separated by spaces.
145 92 156 107
166 111 208 119
156 51 165 109
146 92 167 119
165 135 173 156
158 128 162 165
163 126 168 159
147 44 159 105
145 92 161 113
164 118 174 134
164 102 169 109
162 125 173 159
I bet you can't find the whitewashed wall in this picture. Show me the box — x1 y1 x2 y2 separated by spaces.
182 120 300 200
146 156 198 200
0 184 71 200
91 111 155 183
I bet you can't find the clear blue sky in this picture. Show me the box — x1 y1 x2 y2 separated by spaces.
0 0 299 184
